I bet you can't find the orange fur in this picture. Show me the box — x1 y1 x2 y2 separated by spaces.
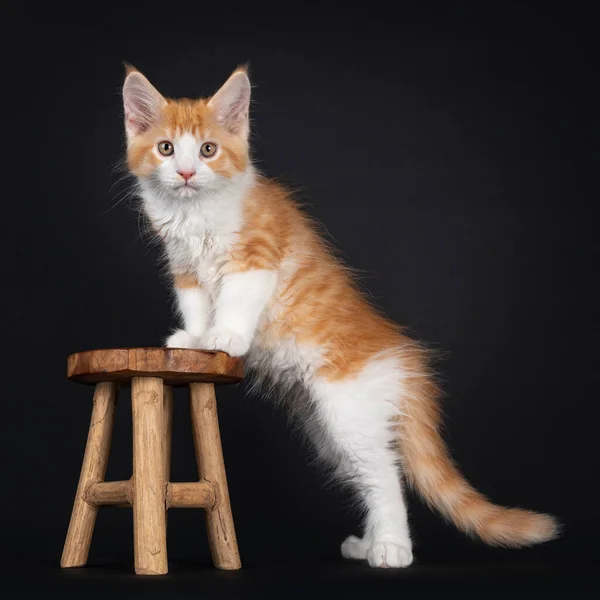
396 345 558 546
226 178 559 547
173 273 200 289
226 177 557 545
221 177 405 378
125 69 558 549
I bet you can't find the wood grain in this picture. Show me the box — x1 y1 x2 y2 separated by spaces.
163 386 173 483
68 348 244 386
190 383 241 570
131 377 168 575
84 480 215 510
86 480 132 506
163 386 173 529
167 482 216 509
61 382 117 568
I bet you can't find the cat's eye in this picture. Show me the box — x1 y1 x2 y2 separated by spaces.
157 141 174 156
200 142 218 158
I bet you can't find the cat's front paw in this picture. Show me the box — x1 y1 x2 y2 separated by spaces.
200 328 249 357
165 329 201 349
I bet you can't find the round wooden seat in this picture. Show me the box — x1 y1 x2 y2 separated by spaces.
68 347 244 386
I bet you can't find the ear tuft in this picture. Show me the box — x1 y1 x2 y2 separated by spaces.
234 63 250 75
124 62 139 76
122 70 166 138
207 69 251 137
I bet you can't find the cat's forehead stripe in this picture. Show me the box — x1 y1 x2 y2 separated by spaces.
163 99 209 136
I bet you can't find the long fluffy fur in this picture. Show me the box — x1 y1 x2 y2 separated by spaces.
396 342 559 546
122 66 559 565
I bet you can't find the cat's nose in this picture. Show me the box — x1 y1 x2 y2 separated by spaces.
177 169 196 182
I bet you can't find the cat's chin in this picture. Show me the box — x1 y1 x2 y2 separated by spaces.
171 184 203 199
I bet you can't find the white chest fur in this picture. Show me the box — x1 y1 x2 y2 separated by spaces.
139 178 249 286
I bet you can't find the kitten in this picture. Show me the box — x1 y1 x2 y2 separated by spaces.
122 66 558 568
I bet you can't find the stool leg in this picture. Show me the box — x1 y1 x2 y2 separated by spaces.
190 383 241 570
131 377 168 575
163 385 174 529
163 385 174 483
61 381 118 568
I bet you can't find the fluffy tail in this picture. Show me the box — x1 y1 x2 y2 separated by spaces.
397 343 559 547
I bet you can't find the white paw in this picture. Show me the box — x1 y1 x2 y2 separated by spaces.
199 328 249 357
165 329 201 349
341 535 369 560
366 542 413 568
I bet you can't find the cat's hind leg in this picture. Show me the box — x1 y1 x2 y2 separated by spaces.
311 355 413 568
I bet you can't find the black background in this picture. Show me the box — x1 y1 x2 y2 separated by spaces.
4 3 598 597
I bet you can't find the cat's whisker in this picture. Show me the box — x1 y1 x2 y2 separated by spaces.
102 183 139 216
108 169 134 194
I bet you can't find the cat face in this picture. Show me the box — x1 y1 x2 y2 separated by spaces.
123 67 251 198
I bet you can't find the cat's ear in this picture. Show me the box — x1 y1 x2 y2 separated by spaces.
207 68 251 137
122 66 167 138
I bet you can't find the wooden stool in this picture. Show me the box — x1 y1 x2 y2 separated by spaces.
61 348 244 575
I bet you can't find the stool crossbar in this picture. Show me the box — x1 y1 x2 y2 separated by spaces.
60 348 244 575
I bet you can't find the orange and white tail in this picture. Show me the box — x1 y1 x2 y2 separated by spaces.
398 349 559 547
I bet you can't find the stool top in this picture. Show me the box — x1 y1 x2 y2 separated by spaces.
68 348 244 386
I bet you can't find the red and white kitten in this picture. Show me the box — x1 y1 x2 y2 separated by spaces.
122 66 558 568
